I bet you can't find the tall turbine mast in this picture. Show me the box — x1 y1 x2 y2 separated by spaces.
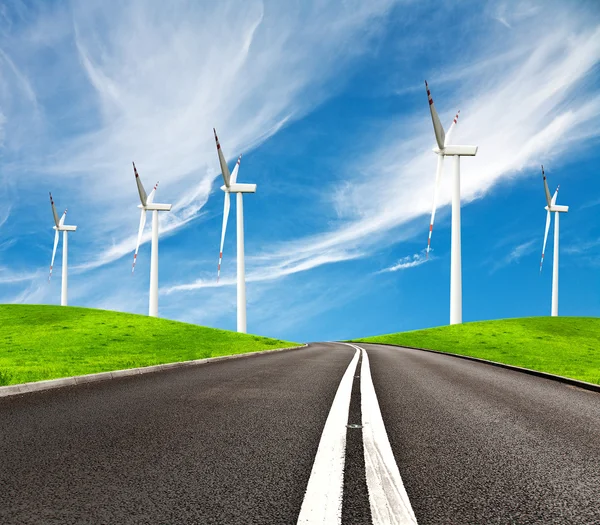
48 193 77 306
424 81 478 325
131 163 172 317
539 166 569 316
213 129 257 333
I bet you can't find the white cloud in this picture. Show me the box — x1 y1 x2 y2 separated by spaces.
0 0 399 270
580 198 600 211
1 0 600 329
378 251 429 273
491 0 540 29
0 204 9 229
508 240 537 262
0 111 5 145
563 238 600 255
0 265 41 284
40 0 398 265
164 4 600 293
163 250 359 294
0 47 37 106
490 239 537 272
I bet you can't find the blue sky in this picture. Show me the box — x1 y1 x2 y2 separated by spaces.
0 0 599 342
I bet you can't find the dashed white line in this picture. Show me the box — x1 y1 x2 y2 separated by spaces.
297 346 360 524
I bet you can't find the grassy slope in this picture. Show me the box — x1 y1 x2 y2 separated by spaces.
0 305 298 386
356 317 600 385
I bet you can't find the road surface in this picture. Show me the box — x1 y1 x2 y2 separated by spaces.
1 342 599 524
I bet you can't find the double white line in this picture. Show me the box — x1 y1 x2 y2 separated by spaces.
297 344 417 525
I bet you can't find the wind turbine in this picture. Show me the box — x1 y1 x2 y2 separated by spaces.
424 80 478 325
48 193 77 306
214 128 257 333
131 162 172 317
539 166 569 317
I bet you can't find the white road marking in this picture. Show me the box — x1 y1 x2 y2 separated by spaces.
297 346 360 524
349 343 418 525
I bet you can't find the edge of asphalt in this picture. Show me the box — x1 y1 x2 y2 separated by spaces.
353 342 600 394
0 344 308 399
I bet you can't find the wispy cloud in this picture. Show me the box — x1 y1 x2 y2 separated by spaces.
490 239 537 272
163 250 360 294
0 266 41 284
378 251 429 273
0 0 399 269
0 47 37 106
169 2 600 294
1 0 600 331
563 238 600 255
44 1 396 263
9 279 49 304
580 198 600 211
491 0 541 30
0 111 5 146
0 205 9 229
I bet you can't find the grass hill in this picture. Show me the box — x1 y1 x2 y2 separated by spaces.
0 305 298 386
356 317 600 385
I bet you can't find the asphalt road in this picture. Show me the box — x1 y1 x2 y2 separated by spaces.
1 342 599 524
0 343 354 524
362 343 600 525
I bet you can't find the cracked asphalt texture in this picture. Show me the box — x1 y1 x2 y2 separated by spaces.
362 343 600 525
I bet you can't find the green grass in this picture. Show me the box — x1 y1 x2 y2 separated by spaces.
0 304 299 386
356 317 600 385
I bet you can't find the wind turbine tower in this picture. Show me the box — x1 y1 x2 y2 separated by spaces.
214 129 257 333
131 163 172 317
424 81 478 325
48 193 77 306
539 166 569 316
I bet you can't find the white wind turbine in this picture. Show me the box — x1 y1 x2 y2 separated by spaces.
214 128 257 334
48 193 77 306
131 162 172 317
425 80 478 325
539 166 569 317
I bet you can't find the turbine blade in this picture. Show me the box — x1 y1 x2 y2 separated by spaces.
444 111 460 146
425 80 446 150
230 155 242 185
132 209 147 273
213 128 231 187
540 210 551 272
49 230 59 281
147 181 159 205
49 193 60 227
59 209 67 227
542 166 552 207
551 185 559 207
133 162 148 206
426 155 446 258
217 192 231 282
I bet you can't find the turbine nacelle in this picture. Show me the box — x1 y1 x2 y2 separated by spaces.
545 204 569 213
53 225 77 232
433 145 478 156
137 203 173 211
220 183 257 194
